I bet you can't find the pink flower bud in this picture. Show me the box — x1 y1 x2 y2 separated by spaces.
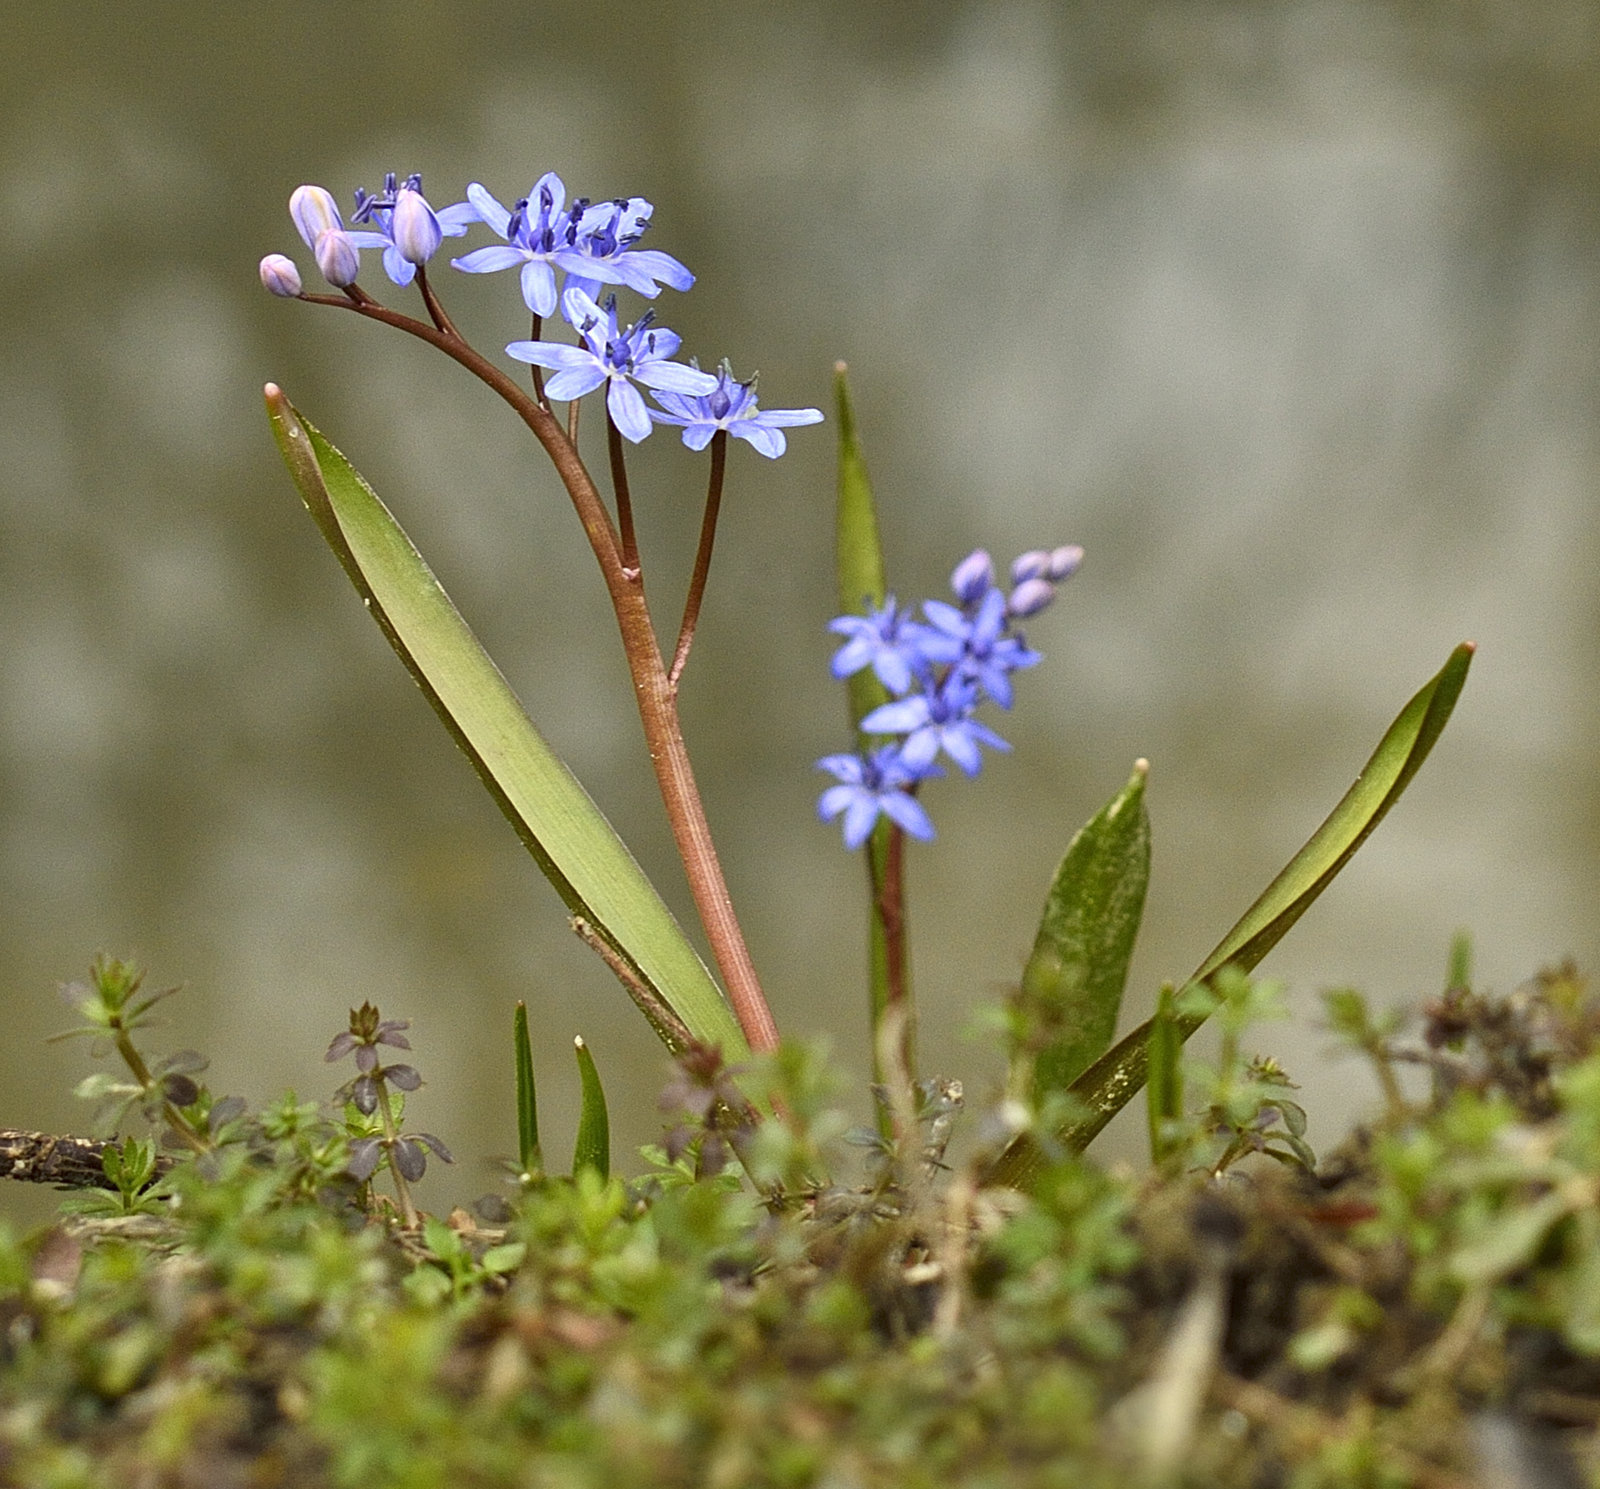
258 254 302 297
314 228 360 288
1010 549 1051 584
950 549 994 604
289 185 342 249
391 184 443 265
1047 544 1084 582
1007 577 1056 618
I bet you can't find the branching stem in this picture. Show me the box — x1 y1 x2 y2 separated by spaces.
606 410 641 577
670 429 726 687
373 1077 419 1229
294 287 779 1053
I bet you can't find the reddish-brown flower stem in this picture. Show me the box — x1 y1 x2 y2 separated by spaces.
293 288 778 1053
526 312 548 409
606 411 641 576
871 823 914 1091
414 265 460 340
669 429 727 688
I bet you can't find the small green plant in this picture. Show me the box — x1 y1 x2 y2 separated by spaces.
1144 968 1315 1177
325 1002 453 1229
56 1136 167 1221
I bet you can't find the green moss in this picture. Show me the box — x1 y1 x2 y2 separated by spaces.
6 960 1600 1484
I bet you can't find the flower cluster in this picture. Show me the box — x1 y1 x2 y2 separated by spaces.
261 169 822 451
818 545 1082 849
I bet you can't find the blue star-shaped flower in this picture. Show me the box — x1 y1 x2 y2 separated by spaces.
913 588 1040 708
816 746 938 850
649 365 823 458
827 598 928 696
504 289 717 442
563 195 695 305
859 675 1010 777
453 175 693 315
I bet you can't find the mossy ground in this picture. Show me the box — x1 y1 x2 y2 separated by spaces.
2 965 1599 1488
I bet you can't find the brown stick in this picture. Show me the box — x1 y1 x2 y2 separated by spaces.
0 1130 170 1189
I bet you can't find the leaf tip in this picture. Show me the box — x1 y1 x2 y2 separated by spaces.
833 359 849 375
1133 758 1149 779
573 1034 586 1051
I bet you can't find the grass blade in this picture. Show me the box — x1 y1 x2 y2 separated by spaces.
571 1036 610 1181
833 362 890 728
264 387 747 1062
513 1002 542 1178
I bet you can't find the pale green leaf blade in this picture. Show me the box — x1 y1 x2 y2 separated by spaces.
264 386 746 1061
833 361 889 731
571 1036 611 1181
833 364 898 1108
514 1001 542 1177
1013 760 1150 1101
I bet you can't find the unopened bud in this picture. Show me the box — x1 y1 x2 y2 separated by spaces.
258 254 302 297
392 184 443 265
1047 544 1084 582
314 228 360 288
1010 549 1051 584
950 548 994 604
289 185 342 249
1007 577 1056 617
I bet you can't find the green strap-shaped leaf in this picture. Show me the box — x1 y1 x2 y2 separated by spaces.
834 365 900 1100
1012 760 1150 1101
264 387 747 1062
571 1036 611 1180
833 363 889 728
513 1002 542 1177
987 641 1473 1186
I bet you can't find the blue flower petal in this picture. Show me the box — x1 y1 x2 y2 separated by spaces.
732 424 786 458
544 365 607 401
608 380 653 442
465 183 511 236
879 792 936 841
453 245 526 274
520 259 558 315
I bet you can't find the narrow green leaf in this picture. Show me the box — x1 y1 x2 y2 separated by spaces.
987 641 1473 1187
513 1002 542 1177
834 364 899 1122
1012 760 1150 1102
1145 984 1183 1166
264 388 746 1063
571 1036 610 1181
1446 929 1472 992
833 362 889 730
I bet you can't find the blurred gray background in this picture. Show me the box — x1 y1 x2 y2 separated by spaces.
2 0 1596 1218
